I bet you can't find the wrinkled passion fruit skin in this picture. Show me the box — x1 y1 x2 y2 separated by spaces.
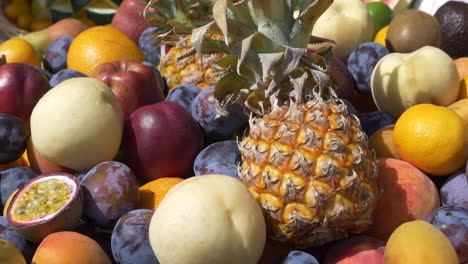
0 216 35 262
6 173 83 243
81 161 139 228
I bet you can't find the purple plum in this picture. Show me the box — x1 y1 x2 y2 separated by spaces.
166 84 201 114
440 169 468 208
43 36 73 74
0 114 29 163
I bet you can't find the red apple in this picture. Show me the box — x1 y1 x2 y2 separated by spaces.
122 101 203 182
111 0 158 43
92 60 165 120
0 63 50 123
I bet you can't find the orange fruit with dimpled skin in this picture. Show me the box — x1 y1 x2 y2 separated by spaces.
138 177 184 210
67 26 144 76
0 38 41 66
454 57 468 81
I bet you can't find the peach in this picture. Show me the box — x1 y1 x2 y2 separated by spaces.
454 57 468 80
323 235 385 264
26 137 75 175
368 125 400 159
384 220 459 264
366 158 440 241
458 76 468 100
32 231 111 264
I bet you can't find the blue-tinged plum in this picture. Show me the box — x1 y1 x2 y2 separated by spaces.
0 216 35 263
49 69 87 88
347 42 390 96
193 140 240 173
426 206 468 263
0 167 36 207
139 27 161 67
191 87 248 140
440 169 468 208
358 111 395 136
43 36 74 74
282 251 319 264
197 162 240 180
0 114 29 164
111 209 158 264
81 161 140 228
166 84 201 114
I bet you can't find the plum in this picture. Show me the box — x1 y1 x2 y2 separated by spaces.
347 42 389 96
426 206 468 263
193 140 241 173
281 251 319 264
0 114 29 164
440 169 468 208
111 209 158 264
341 99 358 116
74 221 116 264
43 36 74 74
0 167 36 207
49 69 87 88
81 161 140 228
197 162 240 180
165 84 201 114
0 216 35 263
358 111 395 137
139 27 161 67
191 87 248 140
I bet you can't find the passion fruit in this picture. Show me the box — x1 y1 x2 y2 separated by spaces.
6 173 83 243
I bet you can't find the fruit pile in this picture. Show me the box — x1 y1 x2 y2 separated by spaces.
0 0 467 263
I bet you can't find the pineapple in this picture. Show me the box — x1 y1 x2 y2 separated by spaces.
189 0 381 247
145 0 226 91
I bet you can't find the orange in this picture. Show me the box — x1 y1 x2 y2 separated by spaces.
67 25 144 76
394 104 468 176
374 25 389 47
0 38 41 66
16 12 33 31
138 177 184 210
368 125 401 159
459 76 468 99
3 1 30 22
0 151 30 171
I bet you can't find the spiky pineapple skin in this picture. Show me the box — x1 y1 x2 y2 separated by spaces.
238 97 380 248
159 36 225 91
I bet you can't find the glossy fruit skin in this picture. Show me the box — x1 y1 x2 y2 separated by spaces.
139 27 161 67
193 140 240 174
357 111 395 136
440 170 468 208
81 161 139 228
0 115 29 164
281 251 319 264
43 36 73 74
347 42 389 96
0 63 50 123
33 67 52 80
197 162 240 179
0 38 41 67
49 69 87 88
0 167 36 207
366 2 393 37
165 84 201 114
191 87 248 140
425 205 468 263
92 60 165 120
0 216 35 263
111 209 158 264
73 221 115 264
122 101 203 182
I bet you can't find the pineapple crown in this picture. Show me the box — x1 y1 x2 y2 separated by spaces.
144 0 214 42
185 0 337 116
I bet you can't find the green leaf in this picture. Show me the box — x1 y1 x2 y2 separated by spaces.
213 0 229 44
71 0 92 12
214 72 249 106
213 55 238 70
228 0 256 29
291 0 333 47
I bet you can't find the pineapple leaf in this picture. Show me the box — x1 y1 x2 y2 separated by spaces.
213 55 238 71
191 21 216 67
238 33 257 75
228 0 256 29
289 70 308 103
213 0 229 44
259 52 283 82
291 0 333 47
214 73 250 114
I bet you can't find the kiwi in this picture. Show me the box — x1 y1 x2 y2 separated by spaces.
434 1 468 59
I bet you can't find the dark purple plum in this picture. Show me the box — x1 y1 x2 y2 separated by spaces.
139 27 161 67
347 42 390 96
193 140 240 173
43 36 74 74
358 111 395 137
0 216 35 263
0 114 29 164
49 69 87 88
440 169 468 208
197 162 240 180
281 251 319 264
111 209 158 264
33 66 52 80
81 161 140 228
425 206 468 263
191 87 248 140
0 167 36 207
166 84 201 114
74 221 116 264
